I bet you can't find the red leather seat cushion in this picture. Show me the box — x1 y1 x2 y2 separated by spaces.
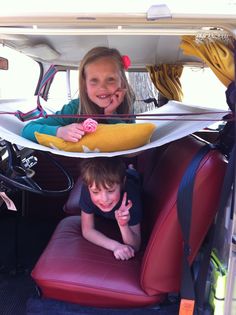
32 216 165 307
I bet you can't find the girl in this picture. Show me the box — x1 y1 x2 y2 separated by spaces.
79 157 142 261
21 46 135 143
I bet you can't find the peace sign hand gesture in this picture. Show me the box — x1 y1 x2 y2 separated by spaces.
115 192 132 227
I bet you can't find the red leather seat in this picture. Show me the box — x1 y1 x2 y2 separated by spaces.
31 135 227 308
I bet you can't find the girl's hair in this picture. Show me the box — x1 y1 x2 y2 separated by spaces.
80 157 126 189
78 46 135 119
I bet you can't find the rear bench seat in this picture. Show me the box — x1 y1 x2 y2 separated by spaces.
31 135 227 308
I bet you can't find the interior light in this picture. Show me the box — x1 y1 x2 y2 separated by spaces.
147 4 172 21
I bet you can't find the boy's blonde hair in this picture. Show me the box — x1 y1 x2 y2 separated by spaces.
78 46 134 119
80 157 126 189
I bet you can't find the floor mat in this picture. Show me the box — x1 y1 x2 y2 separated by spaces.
0 214 59 315
26 297 179 315
0 273 37 315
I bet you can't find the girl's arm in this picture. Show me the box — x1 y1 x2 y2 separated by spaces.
105 88 135 124
106 117 135 124
81 211 135 260
21 99 80 142
104 88 127 116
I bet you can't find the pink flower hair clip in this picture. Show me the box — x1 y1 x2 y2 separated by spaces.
82 118 98 133
122 55 131 70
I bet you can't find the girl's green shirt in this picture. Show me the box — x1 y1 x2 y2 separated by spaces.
21 99 133 142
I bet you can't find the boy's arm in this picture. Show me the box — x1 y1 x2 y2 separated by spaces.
115 192 141 251
81 211 134 260
118 223 141 252
81 210 119 251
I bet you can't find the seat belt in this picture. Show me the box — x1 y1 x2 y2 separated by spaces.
177 141 236 315
177 143 213 315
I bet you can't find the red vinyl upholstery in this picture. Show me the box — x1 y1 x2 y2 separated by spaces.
31 135 227 308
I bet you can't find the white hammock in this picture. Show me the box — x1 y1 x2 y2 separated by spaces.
0 100 228 158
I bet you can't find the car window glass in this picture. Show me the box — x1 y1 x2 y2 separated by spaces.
127 72 159 113
181 66 228 110
48 69 78 103
48 70 159 113
0 45 40 99
45 65 228 114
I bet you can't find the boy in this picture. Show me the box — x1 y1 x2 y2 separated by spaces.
79 157 142 261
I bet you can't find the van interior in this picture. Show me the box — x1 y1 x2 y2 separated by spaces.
0 3 235 315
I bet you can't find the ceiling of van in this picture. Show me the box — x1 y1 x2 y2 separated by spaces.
2 34 201 67
0 4 234 68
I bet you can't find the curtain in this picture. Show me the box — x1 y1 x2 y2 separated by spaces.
146 64 184 102
180 35 234 87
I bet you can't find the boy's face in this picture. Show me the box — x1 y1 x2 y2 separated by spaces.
88 182 121 212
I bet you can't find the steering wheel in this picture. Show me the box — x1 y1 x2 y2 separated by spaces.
0 140 74 196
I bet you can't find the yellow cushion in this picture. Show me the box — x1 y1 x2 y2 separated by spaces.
35 123 156 153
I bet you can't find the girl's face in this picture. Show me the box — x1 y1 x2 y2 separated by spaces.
88 181 121 212
84 57 123 109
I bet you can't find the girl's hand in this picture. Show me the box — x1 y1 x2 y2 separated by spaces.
56 123 85 142
115 192 132 226
104 88 127 115
113 244 135 260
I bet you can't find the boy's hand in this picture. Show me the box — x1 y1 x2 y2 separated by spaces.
104 88 127 115
115 192 132 227
56 123 85 142
113 243 134 260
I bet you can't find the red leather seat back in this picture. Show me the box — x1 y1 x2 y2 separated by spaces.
138 136 227 295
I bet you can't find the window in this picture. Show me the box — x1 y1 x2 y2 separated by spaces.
127 72 158 113
48 69 78 102
48 69 159 113
0 45 40 99
181 66 228 110
43 65 228 114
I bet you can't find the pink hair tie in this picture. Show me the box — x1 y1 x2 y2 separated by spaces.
82 118 98 133
122 55 131 70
